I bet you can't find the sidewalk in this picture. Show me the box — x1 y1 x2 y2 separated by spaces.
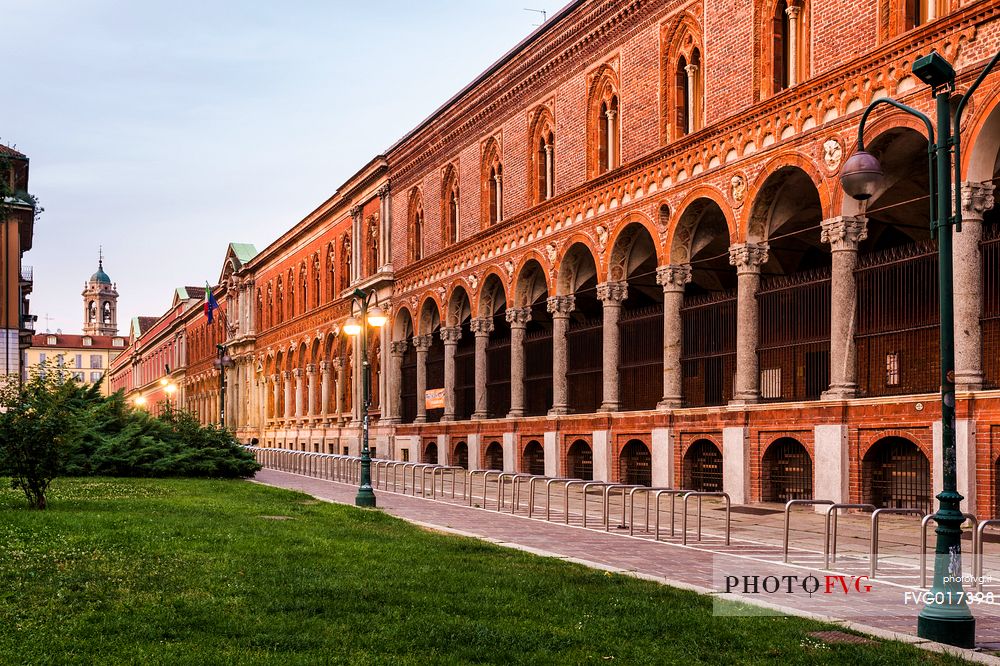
253 467 1000 663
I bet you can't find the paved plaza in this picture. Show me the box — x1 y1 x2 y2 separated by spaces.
254 461 1000 663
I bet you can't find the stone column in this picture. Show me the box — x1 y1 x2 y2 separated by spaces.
495 172 503 222
441 326 462 421
597 282 628 412
470 317 493 419
282 371 292 421
785 5 801 86
306 364 317 419
955 182 995 391
334 358 346 423
656 265 691 409
292 368 304 421
547 295 575 415
384 341 406 424
729 242 768 404
271 374 280 422
412 334 433 423
684 64 698 133
821 216 867 399
506 307 531 418
319 361 332 421
544 143 554 199
605 109 617 170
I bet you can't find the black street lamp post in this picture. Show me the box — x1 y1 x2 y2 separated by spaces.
344 288 386 508
841 48 1000 649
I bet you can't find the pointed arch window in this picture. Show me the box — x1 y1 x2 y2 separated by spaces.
276 277 284 324
529 106 555 205
588 67 620 177
340 234 351 292
675 49 702 135
482 140 503 226
442 165 460 246
288 269 296 319
905 0 942 28
662 15 705 141
313 254 321 308
765 0 807 95
300 263 307 314
366 215 379 276
408 188 424 261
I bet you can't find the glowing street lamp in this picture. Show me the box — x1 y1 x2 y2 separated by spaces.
344 288 385 508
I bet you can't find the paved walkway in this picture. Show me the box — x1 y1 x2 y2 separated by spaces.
253 467 1000 663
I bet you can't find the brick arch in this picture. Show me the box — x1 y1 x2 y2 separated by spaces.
528 105 556 205
962 79 1000 183
481 136 503 227
392 304 415 341
477 268 510 316
407 187 424 262
416 293 443 336
668 185 737 263
555 235 601 296
859 429 931 460
445 282 473 326
512 251 553 308
837 112 931 217
441 163 460 246
607 211 663 281
742 152 833 242
587 63 620 178
661 10 703 141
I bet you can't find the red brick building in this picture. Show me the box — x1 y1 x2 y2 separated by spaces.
109 0 1000 516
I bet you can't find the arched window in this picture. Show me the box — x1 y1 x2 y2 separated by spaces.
528 106 555 204
276 277 283 324
763 0 807 96
662 14 704 141
366 215 379 275
441 164 460 245
326 243 336 302
340 234 351 291
482 139 503 226
905 0 941 29
312 254 320 309
408 188 424 261
287 269 296 319
588 66 620 177
299 263 307 314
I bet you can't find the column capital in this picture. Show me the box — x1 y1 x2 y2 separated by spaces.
440 326 463 344
546 295 576 317
820 216 868 251
961 181 996 221
292 368 303 378
333 357 346 370
785 4 801 19
281 371 290 380
596 281 628 304
413 334 434 351
656 265 692 291
319 360 331 372
728 242 769 272
306 363 317 375
390 340 409 356
470 317 495 335
684 63 699 77
505 307 532 327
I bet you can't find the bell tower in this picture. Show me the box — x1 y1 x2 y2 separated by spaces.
82 248 118 336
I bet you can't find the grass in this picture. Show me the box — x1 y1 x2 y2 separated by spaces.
0 478 968 665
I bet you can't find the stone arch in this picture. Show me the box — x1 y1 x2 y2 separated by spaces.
522 439 545 475
668 187 737 262
566 439 594 480
393 305 415 342
607 215 661 283
484 440 504 470
618 438 652 486
477 271 509 317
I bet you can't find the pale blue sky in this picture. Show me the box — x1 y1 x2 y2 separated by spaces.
5 0 566 334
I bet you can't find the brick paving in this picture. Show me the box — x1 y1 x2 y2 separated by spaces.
253 466 1000 663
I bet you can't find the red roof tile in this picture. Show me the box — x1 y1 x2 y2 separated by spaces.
31 333 126 349
0 144 26 158
136 316 160 332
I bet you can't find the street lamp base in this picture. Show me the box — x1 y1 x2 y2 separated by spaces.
355 488 377 508
917 614 975 649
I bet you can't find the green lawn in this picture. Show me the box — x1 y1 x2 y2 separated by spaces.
0 478 966 665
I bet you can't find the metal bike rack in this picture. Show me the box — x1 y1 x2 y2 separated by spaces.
562 480 591 524
544 478 574 521
525 476 553 518
466 470 489 505
510 474 542 514
603 484 640 531
580 481 610 529
823 503 875 570
653 490 690 541
870 508 924 578
496 472 525 511
973 518 999 591
681 492 730 545
478 470 504 509
627 487 672 536
782 499 834 562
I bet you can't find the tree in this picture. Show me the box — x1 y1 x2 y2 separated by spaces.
0 367 89 509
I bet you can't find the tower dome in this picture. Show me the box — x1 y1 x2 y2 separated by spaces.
82 248 118 336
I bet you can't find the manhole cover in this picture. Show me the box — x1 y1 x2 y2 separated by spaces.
259 515 295 520
807 631 873 645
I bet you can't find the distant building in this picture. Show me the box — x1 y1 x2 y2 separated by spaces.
23 255 127 393
0 144 36 379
